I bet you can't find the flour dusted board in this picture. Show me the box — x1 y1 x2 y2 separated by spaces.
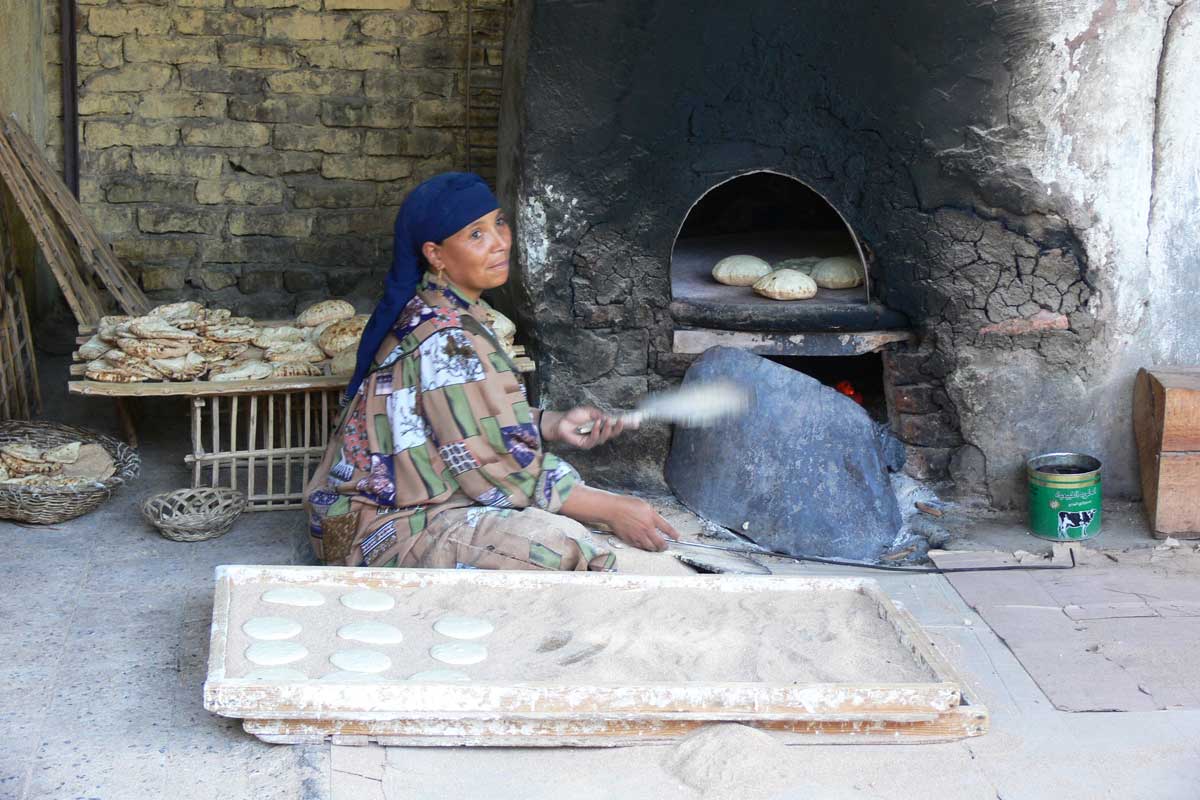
204 566 988 746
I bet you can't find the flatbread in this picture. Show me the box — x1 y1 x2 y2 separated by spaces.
265 340 325 364
0 451 58 476
330 349 357 376
712 255 771 287
296 299 355 327
317 315 368 357
77 335 112 362
432 615 494 640
195 340 248 360
753 269 819 300
810 256 864 289
85 357 151 383
127 316 198 341
271 362 323 378
60 443 116 481
328 649 392 674
117 337 193 359
429 641 487 666
337 621 404 645
149 352 207 381
253 326 306 350
209 361 273 382
149 301 204 322
772 256 821 275
43 442 82 464
204 324 259 344
245 641 308 666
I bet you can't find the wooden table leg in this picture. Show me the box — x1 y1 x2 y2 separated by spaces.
114 397 138 447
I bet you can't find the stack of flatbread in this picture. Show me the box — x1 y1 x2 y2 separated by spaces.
77 299 369 383
0 440 117 488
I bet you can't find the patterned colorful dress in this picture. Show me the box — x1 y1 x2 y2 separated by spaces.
304 273 615 572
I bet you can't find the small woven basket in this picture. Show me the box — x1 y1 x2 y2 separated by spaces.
141 487 247 542
0 420 140 524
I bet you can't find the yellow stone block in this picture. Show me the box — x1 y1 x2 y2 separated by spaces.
274 124 361 153
321 155 413 181
84 64 174 93
325 0 412 8
132 148 226 179
232 0 322 8
78 93 138 116
85 120 178 148
220 42 294 69
138 92 228 119
298 44 396 70
124 36 219 64
264 12 353 41
195 178 285 205
182 121 272 148
87 7 171 36
266 70 362 95
228 211 313 237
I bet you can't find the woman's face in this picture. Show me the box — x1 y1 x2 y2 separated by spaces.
422 209 511 299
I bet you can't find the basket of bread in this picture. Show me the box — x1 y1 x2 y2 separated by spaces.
0 421 140 524
76 299 369 384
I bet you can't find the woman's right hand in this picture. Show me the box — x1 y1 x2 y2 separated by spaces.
601 494 680 552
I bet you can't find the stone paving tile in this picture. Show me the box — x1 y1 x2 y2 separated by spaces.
333 770 385 800
331 743 386 780
23 738 168 800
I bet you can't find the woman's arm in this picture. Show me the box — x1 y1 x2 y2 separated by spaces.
559 485 679 552
539 407 626 448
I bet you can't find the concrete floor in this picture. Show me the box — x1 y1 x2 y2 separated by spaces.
3 358 1199 799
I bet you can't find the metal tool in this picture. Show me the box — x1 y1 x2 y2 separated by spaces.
574 380 749 435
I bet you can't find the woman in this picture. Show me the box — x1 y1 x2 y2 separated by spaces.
305 172 678 571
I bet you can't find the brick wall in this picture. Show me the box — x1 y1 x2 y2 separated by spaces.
42 0 507 317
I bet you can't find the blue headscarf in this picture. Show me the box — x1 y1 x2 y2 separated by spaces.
346 172 499 401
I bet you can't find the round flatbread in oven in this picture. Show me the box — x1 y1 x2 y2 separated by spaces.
752 269 819 300
810 256 864 289
772 256 821 275
712 255 771 287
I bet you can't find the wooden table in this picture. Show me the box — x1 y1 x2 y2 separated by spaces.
70 375 348 511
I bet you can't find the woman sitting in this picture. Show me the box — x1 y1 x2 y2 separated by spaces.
305 172 678 570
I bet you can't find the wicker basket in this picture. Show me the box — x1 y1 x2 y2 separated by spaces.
0 421 140 524
141 487 246 542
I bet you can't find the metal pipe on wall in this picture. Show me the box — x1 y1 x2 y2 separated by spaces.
58 0 79 197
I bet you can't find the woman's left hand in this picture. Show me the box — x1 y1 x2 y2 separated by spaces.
542 406 627 449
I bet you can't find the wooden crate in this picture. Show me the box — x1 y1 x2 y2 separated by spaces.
1134 367 1200 537
204 566 988 746
186 386 343 512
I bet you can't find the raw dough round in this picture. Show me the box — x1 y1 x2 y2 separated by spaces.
711 255 771 287
810 256 864 289
245 641 308 666
337 621 404 645
244 667 308 682
339 590 395 612
772 256 821 275
429 641 488 666
261 587 325 607
752 269 818 301
329 649 393 674
243 616 302 641
433 615 494 640
409 669 472 682
320 670 386 683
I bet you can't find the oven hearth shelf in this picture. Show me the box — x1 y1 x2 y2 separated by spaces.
672 328 914 357
670 233 910 332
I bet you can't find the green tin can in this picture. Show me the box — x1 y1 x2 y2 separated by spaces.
1027 453 1102 541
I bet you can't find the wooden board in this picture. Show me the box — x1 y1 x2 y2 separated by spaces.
203 566 988 746
1134 367 1200 536
2 118 150 317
